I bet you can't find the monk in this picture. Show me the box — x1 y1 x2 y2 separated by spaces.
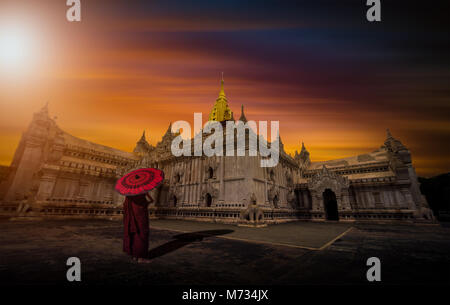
123 192 153 263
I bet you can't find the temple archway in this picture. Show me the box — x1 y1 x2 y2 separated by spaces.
174 174 181 183
273 195 279 208
208 167 214 179
269 170 275 182
206 193 212 207
173 195 178 207
323 189 339 220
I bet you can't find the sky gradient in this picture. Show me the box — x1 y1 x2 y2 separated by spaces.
0 0 449 176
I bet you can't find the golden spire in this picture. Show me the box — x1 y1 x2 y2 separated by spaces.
219 72 225 98
208 73 233 122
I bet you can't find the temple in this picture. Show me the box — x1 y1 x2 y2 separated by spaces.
0 78 434 224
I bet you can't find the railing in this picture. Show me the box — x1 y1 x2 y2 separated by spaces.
46 198 114 204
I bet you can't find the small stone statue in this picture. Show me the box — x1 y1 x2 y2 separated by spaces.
239 193 266 227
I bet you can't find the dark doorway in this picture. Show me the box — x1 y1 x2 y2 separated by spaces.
323 189 339 220
273 195 279 208
206 193 212 207
173 196 177 207
208 167 214 179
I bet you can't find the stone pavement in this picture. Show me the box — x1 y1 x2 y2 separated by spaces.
150 219 352 250
0 218 449 285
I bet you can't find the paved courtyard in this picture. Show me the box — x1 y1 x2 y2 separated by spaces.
0 218 449 285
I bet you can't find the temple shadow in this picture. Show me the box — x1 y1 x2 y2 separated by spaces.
147 229 234 259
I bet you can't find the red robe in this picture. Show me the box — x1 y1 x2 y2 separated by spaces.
123 194 151 258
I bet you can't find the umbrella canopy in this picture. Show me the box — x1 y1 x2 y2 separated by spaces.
115 168 164 196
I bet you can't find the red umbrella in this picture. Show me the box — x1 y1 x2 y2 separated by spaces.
115 168 164 196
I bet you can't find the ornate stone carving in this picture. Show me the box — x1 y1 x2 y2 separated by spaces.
307 165 350 212
267 168 276 182
308 165 349 195
204 158 219 181
267 184 280 208
172 170 184 184
286 170 293 187
168 185 183 205
383 129 411 166
294 141 310 170
240 193 265 226
201 183 219 199
287 189 297 208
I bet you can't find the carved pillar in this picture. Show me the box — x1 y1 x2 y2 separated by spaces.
197 158 202 206
218 156 225 204
185 160 191 204
182 160 187 205
193 158 198 205
311 191 323 211
264 166 269 206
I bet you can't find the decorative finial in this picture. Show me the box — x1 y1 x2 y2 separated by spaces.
239 104 247 123
386 128 392 138
166 122 173 134
139 130 146 142
39 101 49 116
218 72 226 97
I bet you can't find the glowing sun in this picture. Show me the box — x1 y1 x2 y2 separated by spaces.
0 26 33 70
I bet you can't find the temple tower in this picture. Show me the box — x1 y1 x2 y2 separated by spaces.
208 73 233 122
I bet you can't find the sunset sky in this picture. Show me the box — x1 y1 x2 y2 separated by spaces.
0 0 449 177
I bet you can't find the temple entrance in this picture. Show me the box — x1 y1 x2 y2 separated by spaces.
173 196 177 207
273 195 279 208
206 193 212 207
323 189 339 220
208 167 214 179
